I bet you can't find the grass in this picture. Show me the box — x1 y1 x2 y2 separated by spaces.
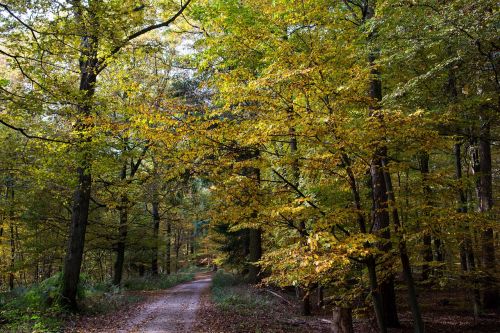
211 270 274 313
0 267 200 332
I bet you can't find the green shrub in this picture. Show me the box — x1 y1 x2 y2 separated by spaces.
211 271 273 312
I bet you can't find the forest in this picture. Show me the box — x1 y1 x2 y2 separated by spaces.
0 1 498 332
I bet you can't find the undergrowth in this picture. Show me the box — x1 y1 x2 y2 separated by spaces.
211 270 274 313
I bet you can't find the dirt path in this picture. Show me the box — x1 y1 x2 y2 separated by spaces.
69 273 212 333
122 273 211 333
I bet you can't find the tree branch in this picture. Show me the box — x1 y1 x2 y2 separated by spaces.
97 0 192 73
0 119 71 144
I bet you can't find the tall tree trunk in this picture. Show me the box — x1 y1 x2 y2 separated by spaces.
370 155 400 328
248 228 262 284
455 143 480 319
343 154 386 333
9 217 15 291
166 220 171 275
238 148 262 282
7 181 15 291
367 257 387 333
382 159 425 333
477 116 498 309
317 286 324 308
175 230 181 272
62 164 92 309
151 201 160 276
363 1 400 325
418 152 436 281
61 28 98 309
113 163 128 286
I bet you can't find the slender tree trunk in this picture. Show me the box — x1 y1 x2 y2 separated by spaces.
317 286 324 308
419 152 433 281
166 220 171 275
6 181 15 291
151 201 160 276
382 158 425 333
477 117 498 309
455 143 480 319
113 163 128 286
113 199 128 286
9 220 15 291
175 231 181 272
367 257 387 333
343 154 386 333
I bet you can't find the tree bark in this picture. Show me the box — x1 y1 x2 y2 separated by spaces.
166 220 171 275
370 154 400 328
343 153 386 333
455 143 480 319
419 152 433 281
248 228 262 284
61 20 98 309
363 0 400 324
151 201 160 276
332 307 353 333
300 289 312 316
382 158 425 333
113 163 128 286
477 117 498 309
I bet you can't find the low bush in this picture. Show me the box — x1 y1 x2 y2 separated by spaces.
211 271 274 312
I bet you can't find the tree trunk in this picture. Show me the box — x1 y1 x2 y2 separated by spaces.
343 154 386 333
370 155 400 328
7 181 15 291
477 117 498 309
151 201 160 276
62 165 92 309
166 220 171 275
419 152 444 280
382 158 425 333
367 256 387 333
9 221 15 291
317 286 324 308
61 28 98 309
301 288 312 316
113 163 128 286
175 231 181 272
364 0 400 323
113 198 128 286
455 143 480 319
248 228 262 284
332 307 353 333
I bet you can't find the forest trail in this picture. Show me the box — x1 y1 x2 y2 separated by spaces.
119 273 212 333
68 272 212 333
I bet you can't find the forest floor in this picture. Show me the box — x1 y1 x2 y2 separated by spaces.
192 272 500 333
65 272 211 333
65 272 499 333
